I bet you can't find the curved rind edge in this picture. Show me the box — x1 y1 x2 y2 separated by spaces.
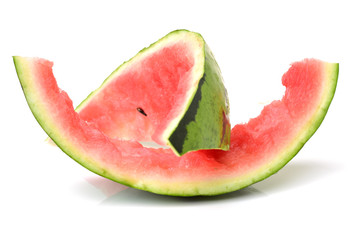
74 30 230 156
167 43 231 156
130 62 339 196
14 55 338 197
210 62 339 197
13 56 143 191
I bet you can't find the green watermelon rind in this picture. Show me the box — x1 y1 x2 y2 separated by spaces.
75 30 230 156
14 56 137 190
219 63 339 196
134 62 339 196
14 55 338 196
167 43 230 155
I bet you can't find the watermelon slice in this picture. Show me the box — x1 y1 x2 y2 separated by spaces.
75 30 230 156
14 37 338 197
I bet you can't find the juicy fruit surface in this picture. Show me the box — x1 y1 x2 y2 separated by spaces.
77 41 195 142
76 30 230 156
14 55 338 196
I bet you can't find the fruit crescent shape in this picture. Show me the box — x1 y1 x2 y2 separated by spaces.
14 34 338 196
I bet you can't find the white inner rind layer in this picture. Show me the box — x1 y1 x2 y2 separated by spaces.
75 30 205 151
14 54 338 196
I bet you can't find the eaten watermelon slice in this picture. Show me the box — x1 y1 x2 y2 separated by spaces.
76 30 230 156
14 32 338 196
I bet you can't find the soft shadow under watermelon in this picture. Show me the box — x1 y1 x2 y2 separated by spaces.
100 186 265 206
86 159 338 205
253 159 339 193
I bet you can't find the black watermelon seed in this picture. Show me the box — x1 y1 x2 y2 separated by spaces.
137 107 147 116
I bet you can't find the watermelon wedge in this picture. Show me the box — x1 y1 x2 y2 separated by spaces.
75 30 230 156
14 34 338 197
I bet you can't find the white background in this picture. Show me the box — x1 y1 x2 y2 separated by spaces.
1 0 359 239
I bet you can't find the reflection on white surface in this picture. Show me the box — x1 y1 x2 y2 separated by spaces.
101 186 265 206
3 0 360 238
75 159 339 206
254 159 340 192
85 176 129 197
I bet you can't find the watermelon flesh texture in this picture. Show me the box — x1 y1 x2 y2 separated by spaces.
77 42 195 142
75 30 230 156
14 57 338 196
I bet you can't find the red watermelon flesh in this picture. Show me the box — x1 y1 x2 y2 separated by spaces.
77 41 195 144
14 57 338 196
73 31 231 157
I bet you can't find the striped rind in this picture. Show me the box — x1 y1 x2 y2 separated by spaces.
74 30 231 156
133 62 339 196
14 48 338 196
167 43 230 155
